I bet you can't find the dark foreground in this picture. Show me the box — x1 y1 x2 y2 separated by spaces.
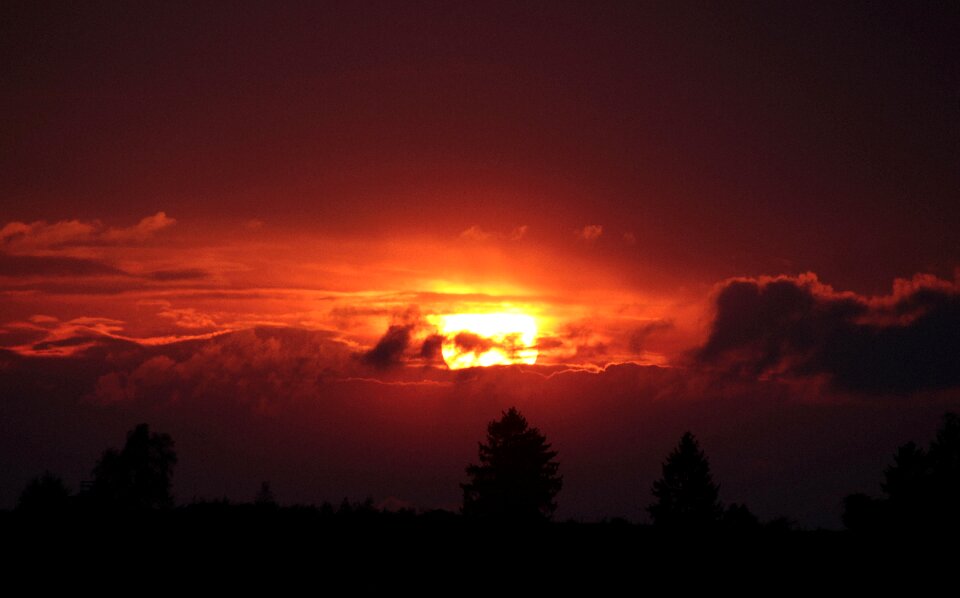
3 505 955 590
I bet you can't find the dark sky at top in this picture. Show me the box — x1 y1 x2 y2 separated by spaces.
2 2 958 293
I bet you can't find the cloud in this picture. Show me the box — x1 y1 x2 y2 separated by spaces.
157 307 219 330
145 268 209 281
0 324 49 347
628 320 673 353
509 225 529 241
573 342 609 362
362 324 413 368
28 315 59 324
575 225 603 241
12 316 130 356
0 253 125 277
459 226 493 241
0 212 175 250
536 336 565 351
420 334 445 361
0 219 96 248
459 224 529 242
453 331 496 354
696 273 960 394
100 212 176 243
82 327 358 404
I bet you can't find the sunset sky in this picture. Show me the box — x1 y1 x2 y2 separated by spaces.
2 2 959 527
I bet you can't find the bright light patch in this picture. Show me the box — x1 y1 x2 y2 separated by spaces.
430 312 538 369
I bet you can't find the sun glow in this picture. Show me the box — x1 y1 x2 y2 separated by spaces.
429 312 538 370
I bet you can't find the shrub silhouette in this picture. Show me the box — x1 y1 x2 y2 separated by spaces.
91 423 177 509
722 502 760 531
255 481 276 507
461 407 562 521
648 432 723 529
17 472 71 513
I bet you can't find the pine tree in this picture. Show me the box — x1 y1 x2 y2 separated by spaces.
648 432 723 529
461 407 562 521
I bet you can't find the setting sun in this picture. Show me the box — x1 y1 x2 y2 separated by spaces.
429 313 538 369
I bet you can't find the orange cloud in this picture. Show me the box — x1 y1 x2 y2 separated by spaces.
459 224 529 242
0 212 175 251
575 224 603 241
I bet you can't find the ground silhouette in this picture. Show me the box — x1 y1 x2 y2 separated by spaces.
461 407 562 521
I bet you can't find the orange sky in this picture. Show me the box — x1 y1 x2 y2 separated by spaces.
0 211 705 367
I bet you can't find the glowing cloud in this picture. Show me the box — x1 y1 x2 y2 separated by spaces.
429 312 538 369
575 225 603 241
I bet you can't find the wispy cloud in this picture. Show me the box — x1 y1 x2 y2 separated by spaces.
0 212 175 250
575 224 603 241
459 224 530 242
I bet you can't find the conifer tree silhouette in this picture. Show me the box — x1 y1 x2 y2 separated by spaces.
648 432 723 529
462 407 562 521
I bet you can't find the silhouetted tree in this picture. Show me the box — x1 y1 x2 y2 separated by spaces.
841 493 883 531
882 441 931 528
17 472 71 513
843 412 960 531
722 502 760 531
648 432 723 529
255 481 276 507
91 423 177 509
462 407 562 521
928 412 960 524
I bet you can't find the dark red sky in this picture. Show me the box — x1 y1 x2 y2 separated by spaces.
2 2 959 527
4 2 958 289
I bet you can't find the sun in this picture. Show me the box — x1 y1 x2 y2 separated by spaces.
429 312 538 369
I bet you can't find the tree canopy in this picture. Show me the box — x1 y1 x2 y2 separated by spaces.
461 407 562 521
17 472 71 513
844 412 960 531
91 423 177 509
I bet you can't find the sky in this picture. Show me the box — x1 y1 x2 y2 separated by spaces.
2 2 959 527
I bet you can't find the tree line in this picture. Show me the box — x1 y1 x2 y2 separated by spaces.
14 409 960 532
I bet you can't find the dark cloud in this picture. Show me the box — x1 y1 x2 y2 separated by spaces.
451 331 537 361
573 342 609 362
536 336 565 351
0 326 48 348
453 332 495 354
0 253 124 277
145 268 209 281
362 325 413 368
697 275 960 394
32 336 100 351
420 334 444 361
628 320 673 353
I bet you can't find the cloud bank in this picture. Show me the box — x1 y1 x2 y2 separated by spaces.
697 273 960 394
